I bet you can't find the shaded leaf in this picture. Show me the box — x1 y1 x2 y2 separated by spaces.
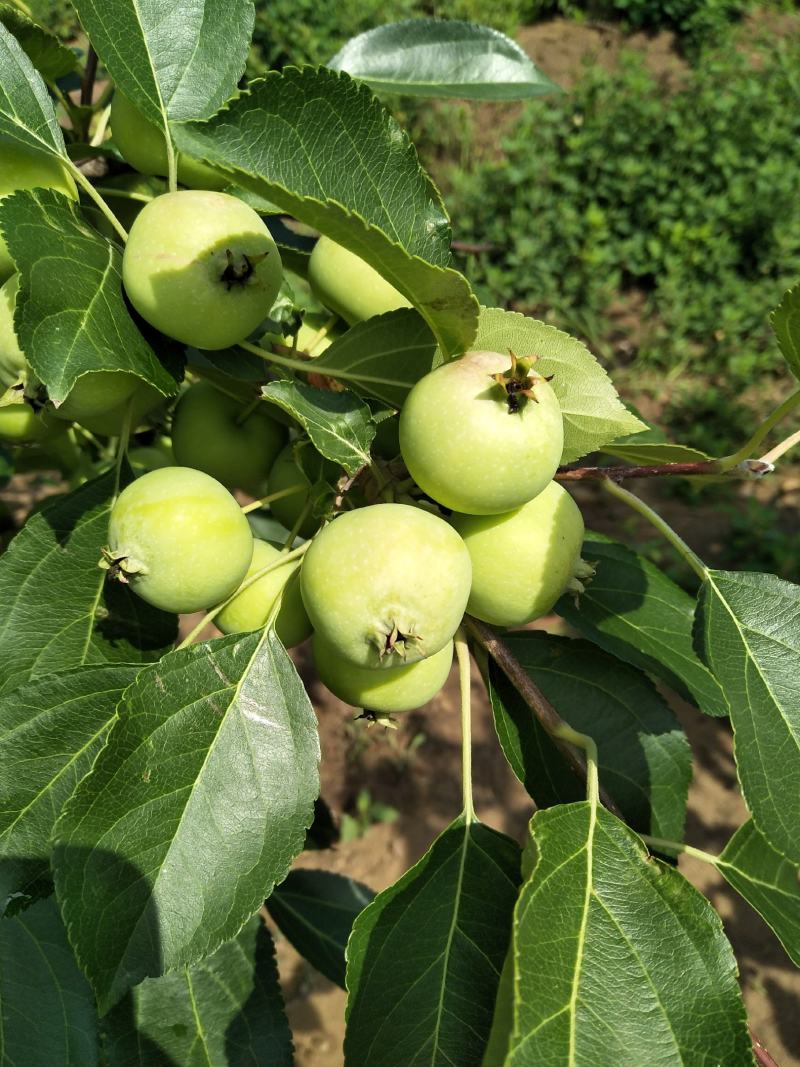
697 570 800 863
473 307 644 463
0 896 99 1065
103 917 292 1066
329 19 560 101
0 4 77 82
718 819 800 968
489 632 691 840
0 663 140 914
262 379 375 476
345 816 520 1067
173 67 478 355
313 308 440 408
558 533 727 717
267 869 374 989
53 630 320 1012
504 803 752 1065
0 470 176 698
2 189 179 405
771 284 800 381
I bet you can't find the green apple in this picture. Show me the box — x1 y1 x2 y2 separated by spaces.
73 382 166 437
314 635 453 714
308 236 411 325
0 144 78 283
171 380 287 493
53 371 142 422
400 350 564 515
215 538 312 647
0 393 65 443
104 465 254 613
451 481 588 627
300 502 471 669
110 92 228 191
122 190 283 350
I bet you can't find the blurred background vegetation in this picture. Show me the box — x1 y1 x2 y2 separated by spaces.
25 0 800 578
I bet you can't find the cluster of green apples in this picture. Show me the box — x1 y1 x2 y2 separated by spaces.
1 98 589 720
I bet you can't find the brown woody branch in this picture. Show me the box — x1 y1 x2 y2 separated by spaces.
465 617 623 819
80 45 99 108
555 458 773 482
751 1030 781 1067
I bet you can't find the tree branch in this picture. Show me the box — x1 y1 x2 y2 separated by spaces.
466 617 623 819
751 1030 781 1067
555 458 773 481
80 45 98 108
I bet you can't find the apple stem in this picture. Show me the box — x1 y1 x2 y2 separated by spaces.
281 500 312 550
175 541 310 651
69 166 129 242
112 397 134 501
454 627 475 824
718 387 800 471
601 479 707 582
240 485 305 515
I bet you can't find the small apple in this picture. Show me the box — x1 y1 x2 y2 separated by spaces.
308 236 411 325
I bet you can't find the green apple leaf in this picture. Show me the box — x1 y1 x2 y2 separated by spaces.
103 917 292 1066
267 869 374 989
0 663 140 915
328 19 561 101
0 470 177 698
312 308 440 408
0 897 100 1065
771 283 800 381
0 21 67 156
0 4 77 82
488 632 691 841
0 189 180 405
72 0 253 126
603 441 711 464
262 379 375 476
717 819 800 967
558 533 727 718
52 629 320 1012
697 570 800 863
473 307 644 463
173 67 478 356
503 804 752 1065
344 816 521 1067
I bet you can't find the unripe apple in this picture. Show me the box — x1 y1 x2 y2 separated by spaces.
0 145 78 283
110 92 228 191
300 503 471 669
72 382 165 437
314 635 453 714
172 380 287 493
122 191 283 350
54 371 142 422
308 236 411 325
0 393 65 443
104 466 254 613
215 538 312 648
451 481 588 627
400 350 564 514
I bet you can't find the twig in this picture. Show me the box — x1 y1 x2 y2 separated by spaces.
751 1031 781 1067
451 240 496 255
555 459 772 482
454 628 475 823
466 617 623 819
80 45 98 108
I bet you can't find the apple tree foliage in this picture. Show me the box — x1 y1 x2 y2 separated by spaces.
0 1 799 1064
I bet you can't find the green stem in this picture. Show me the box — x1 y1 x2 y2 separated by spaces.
113 397 134 500
90 104 112 147
69 165 128 242
282 500 311 550
240 484 305 515
240 340 409 390
176 542 310 651
454 627 475 823
719 388 800 470
761 426 800 466
640 835 720 866
163 121 178 193
95 187 155 205
304 313 340 356
602 479 707 582
234 395 262 426
553 723 599 808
